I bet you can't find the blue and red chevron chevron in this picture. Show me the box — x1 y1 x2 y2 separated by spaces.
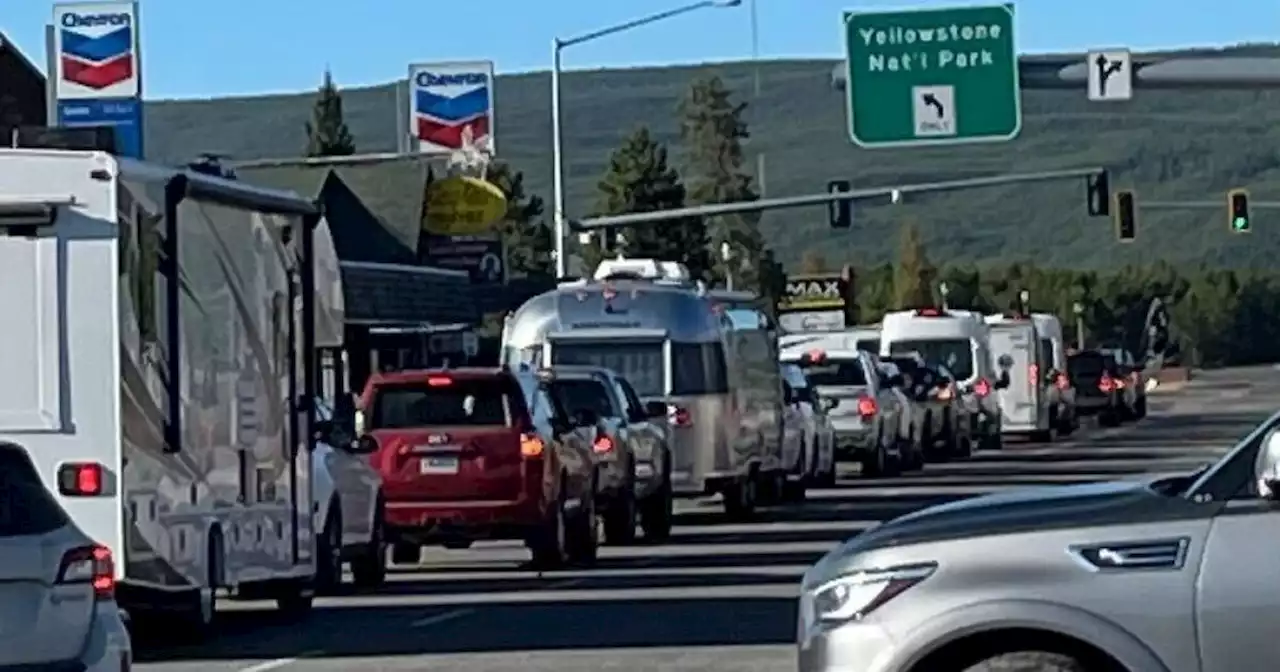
414 86 491 151
60 26 134 90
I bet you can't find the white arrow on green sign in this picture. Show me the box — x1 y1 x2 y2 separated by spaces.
843 4 1022 148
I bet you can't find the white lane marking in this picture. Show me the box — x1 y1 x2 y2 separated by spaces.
236 651 322 672
411 607 477 628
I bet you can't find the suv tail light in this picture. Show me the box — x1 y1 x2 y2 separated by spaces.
57 462 104 497
1054 373 1069 390
973 378 991 397
592 435 615 454
668 405 693 428
519 433 544 458
856 396 878 417
57 545 114 600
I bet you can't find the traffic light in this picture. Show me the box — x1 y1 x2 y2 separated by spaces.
1114 190 1137 242
1086 170 1110 217
828 179 852 229
1228 189 1251 233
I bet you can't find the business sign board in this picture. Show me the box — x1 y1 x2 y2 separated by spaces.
422 175 507 236
776 273 851 334
408 61 496 155
56 97 143 158
420 234 505 285
53 2 140 100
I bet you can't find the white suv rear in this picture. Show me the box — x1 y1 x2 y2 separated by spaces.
0 442 132 671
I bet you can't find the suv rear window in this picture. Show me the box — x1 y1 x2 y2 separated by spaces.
548 377 616 419
0 446 70 537
370 378 512 429
800 358 868 386
1068 353 1107 378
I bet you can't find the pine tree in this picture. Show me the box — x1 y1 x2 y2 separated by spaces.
485 162 552 278
679 76 773 293
304 69 355 157
595 127 710 278
893 222 937 309
799 250 829 274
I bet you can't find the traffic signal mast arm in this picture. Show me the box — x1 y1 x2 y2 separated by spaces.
571 167 1107 231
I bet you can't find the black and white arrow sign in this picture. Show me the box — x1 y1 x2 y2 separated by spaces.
1087 49 1133 101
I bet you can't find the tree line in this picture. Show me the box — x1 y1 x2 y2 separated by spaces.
797 224 1280 369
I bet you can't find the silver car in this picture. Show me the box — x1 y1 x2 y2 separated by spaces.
0 443 133 671
798 410 1280 672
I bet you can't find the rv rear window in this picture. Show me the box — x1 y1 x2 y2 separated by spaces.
0 447 70 537
552 342 664 398
671 342 729 395
369 380 512 429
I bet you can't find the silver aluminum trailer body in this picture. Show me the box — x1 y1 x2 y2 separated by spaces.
0 149 338 624
501 278 784 500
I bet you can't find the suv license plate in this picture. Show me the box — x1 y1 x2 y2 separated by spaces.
420 456 459 475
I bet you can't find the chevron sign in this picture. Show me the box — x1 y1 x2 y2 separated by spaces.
408 61 496 156
54 2 141 100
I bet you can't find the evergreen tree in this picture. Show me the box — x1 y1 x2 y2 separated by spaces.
485 162 552 278
893 222 937 309
679 76 777 295
595 127 710 278
799 250 829 274
304 69 355 157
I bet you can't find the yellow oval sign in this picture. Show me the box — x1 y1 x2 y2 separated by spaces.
422 175 507 236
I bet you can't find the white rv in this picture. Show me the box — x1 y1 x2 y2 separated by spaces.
0 149 343 634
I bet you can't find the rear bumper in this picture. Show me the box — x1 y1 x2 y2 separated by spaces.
1075 395 1117 414
385 499 544 544
832 424 876 456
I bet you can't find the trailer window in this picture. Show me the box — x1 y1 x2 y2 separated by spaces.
369 379 511 429
552 342 664 398
671 342 729 395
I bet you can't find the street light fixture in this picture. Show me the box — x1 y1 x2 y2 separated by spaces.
550 0 742 278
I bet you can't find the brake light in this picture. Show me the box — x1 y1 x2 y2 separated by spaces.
806 348 827 363
426 376 452 387
1029 364 1039 383
519 433 544 458
1099 374 1115 392
668 405 693 428
592 435 615 454
856 396 878 417
1055 373 1069 390
915 308 943 316
57 545 114 600
57 462 104 497
974 378 991 397
936 385 954 401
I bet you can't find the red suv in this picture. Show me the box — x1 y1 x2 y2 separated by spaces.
357 367 599 569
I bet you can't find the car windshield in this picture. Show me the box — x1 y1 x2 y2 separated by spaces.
799 357 867 386
548 378 616 419
889 339 974 380
370 379 511 429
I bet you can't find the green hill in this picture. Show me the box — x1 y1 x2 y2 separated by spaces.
143 44 1280 269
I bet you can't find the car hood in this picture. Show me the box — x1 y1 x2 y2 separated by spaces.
809 477 1210 584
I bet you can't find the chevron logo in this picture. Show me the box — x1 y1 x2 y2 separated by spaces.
58 11 136 92
411 65 494 154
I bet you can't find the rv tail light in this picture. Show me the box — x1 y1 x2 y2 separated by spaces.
973 378 992 398
592 435 615 454
57 462 105 497
57 545 115 600
856 396 878 417
668 405 693 428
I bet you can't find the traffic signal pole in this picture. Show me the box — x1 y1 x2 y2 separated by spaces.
571 167 1105 232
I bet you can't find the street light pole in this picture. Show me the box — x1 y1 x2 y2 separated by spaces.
550 0 742 279
1073 302 1085 349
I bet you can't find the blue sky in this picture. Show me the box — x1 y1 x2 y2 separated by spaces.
7 0 1277 100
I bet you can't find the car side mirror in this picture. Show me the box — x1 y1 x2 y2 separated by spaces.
1256 429 1280 500
644 401 667 419
347 434 378 455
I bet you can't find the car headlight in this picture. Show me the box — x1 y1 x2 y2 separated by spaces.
810 562 936 625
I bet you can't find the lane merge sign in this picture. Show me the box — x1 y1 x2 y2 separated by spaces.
843 4 1021 148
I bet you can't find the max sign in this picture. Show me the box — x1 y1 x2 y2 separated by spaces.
779 277 846 311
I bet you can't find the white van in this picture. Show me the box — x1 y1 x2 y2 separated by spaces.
986 320 1054 440
986 313 1078 436
780 325 880 355
880 309 1007 450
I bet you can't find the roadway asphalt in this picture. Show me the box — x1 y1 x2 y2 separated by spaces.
133 368 1278 672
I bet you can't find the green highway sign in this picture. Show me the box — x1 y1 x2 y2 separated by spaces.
843 4 1022 148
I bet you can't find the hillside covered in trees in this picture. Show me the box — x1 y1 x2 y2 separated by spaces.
144 44 1280 270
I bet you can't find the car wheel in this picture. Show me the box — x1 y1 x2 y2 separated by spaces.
782 440 808 502
1030 428 1053 443
961 651 1087 672
815 441 838 487
315 501 343 593
861 430 890 478
639 475 674 542
1135 395 1148 418
529 482 569 570
602 473 638 545
171 527 222 641
351 498 387 588
391 542 421 565
567 481 599 565
723 474 757 519
1099 407 1121 427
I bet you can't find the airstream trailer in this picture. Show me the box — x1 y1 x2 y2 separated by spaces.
501 259 786 517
